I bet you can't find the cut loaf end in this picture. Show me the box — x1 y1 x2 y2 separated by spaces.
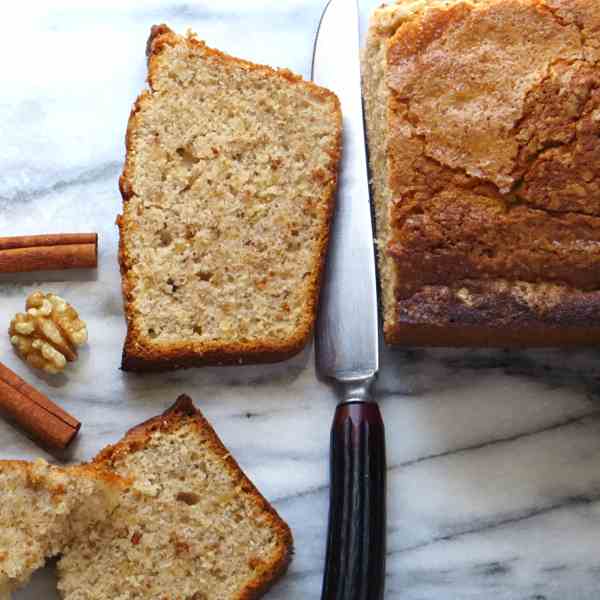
57 395 293 600
119 25 342 370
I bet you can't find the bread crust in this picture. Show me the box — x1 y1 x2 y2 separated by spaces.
0 459 126 491
118 25 341 371
94 394 293 600
389 281 600 345
364 0 600 347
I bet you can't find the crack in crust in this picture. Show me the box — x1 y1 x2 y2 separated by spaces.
512 59 600 213
386 78 600 298
387 54 600 218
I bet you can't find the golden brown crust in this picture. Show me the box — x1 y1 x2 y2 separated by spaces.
67 463 129 490
0 459 30 470
386 322 600 346
94 394 293 599
0 460 127 498
365 0 600 346
118 25 341 371
388 280 600 346
390 193 600 297
120 332 308 371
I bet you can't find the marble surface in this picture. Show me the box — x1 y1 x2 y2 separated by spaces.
3 2 600 599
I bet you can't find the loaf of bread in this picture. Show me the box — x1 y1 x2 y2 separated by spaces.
0 460 124 598
363 0 600 346
118 25 341 370
58 395 293 600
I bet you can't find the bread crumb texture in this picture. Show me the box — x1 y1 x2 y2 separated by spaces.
57 397 293 600
363 0 600 343
119 25 341 368
0 460 122 597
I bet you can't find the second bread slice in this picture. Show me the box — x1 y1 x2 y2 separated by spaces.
118 25 342 370
57 395 293 600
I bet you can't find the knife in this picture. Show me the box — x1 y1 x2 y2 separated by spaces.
312 1 386 599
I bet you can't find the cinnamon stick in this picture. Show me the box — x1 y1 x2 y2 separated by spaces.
0 233 97 273
0 362 80 449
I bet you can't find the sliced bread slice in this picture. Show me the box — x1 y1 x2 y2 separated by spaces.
57 395 293 600
117 24 341 371
0 459 125 598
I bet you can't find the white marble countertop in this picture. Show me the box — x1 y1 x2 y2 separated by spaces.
3 2 600 599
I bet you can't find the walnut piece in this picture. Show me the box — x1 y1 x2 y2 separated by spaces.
9 292 88 374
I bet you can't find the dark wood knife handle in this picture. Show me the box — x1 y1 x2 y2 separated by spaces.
321 401 386 600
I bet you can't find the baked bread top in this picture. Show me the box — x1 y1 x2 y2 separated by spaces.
118 25 341 369
57 395 293 600
363 0 600 344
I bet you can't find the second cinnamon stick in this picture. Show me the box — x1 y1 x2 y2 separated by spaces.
0 362 81 449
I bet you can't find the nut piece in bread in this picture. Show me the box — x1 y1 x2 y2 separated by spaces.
118 25 342 370
58 395 293 600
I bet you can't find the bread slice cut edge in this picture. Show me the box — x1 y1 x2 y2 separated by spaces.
118 25 342 371
89 394 293 600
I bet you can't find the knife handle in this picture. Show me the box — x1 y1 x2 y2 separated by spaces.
321 401 386 600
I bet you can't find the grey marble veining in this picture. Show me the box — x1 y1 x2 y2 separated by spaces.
3 2 600 599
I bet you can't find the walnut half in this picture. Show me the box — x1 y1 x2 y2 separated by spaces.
9 292 88 374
